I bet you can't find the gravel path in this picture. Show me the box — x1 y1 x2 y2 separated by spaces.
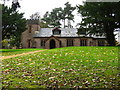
1 50 45 60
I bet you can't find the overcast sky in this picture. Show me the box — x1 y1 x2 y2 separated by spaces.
0 0 119 42
18 0 84 19
0 0 86 27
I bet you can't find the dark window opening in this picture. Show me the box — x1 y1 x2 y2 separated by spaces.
80 39 87 46
50 39 56 49
32 41 36 48
60 41 62 47
98 40 104 46
67 39 73 46
41 40 45 47
90 41 93 46
28 40 31 48
53 29 61 35
29 25 32 33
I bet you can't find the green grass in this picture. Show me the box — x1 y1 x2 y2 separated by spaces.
2 47 119 88
0 48 44 56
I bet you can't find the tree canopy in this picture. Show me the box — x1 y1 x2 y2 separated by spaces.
30 12 41 20
29 12 49 28
2 4 26 48
77 2 120 46
41 8 63 28
41 2 75 28
63 2 76 28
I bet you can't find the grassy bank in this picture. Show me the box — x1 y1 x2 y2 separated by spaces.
2 47 119 88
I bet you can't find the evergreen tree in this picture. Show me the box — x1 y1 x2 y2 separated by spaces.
63 2 76 28
42 8 62 27
42 2 75 28
77 2 120 46
2 4 26 48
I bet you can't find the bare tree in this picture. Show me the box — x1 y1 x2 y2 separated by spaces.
30 12 41 20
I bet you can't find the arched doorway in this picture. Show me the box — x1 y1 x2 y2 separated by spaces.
50 39 56 49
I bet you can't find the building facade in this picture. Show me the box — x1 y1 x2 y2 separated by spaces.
21 20 107 49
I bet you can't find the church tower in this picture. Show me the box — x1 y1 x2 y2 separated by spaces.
27 19 40 34
21 19 40 48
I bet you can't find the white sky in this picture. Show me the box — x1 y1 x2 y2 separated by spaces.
0 0 85 27
0 0 119 42
18 0 84 19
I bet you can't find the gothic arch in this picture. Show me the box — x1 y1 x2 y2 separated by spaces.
50 39 56 49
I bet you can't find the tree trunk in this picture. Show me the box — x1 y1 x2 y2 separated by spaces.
64 19 65 28
104 22 116 46
106 30 116 46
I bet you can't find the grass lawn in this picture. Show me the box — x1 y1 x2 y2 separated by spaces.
0 48 44 56
2 47 119 88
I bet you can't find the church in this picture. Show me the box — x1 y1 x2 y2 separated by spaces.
21 19 107 49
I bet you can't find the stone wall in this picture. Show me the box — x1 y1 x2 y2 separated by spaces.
21 19 40 48
22 30 107 49
21 19 107 48
33 37 104 49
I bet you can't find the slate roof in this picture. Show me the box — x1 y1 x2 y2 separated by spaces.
33 28 106 38
33 28 79 37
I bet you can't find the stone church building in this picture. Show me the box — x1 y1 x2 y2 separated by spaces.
21 19 107 49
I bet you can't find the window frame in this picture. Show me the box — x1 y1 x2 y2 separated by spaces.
53 29 61 35
41 40 45 47
67 39 73 46
98 40 105 46
80 39 87 46
29 25 32 33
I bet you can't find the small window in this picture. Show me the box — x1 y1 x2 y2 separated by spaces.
28 39 31 48
98 40 104 46
32 41 36 48
29 25 32 33
60 41 62 47
80 39 87 46
54 31 60 35
53 29 61 35
41 40 45 47
67 39 73 46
